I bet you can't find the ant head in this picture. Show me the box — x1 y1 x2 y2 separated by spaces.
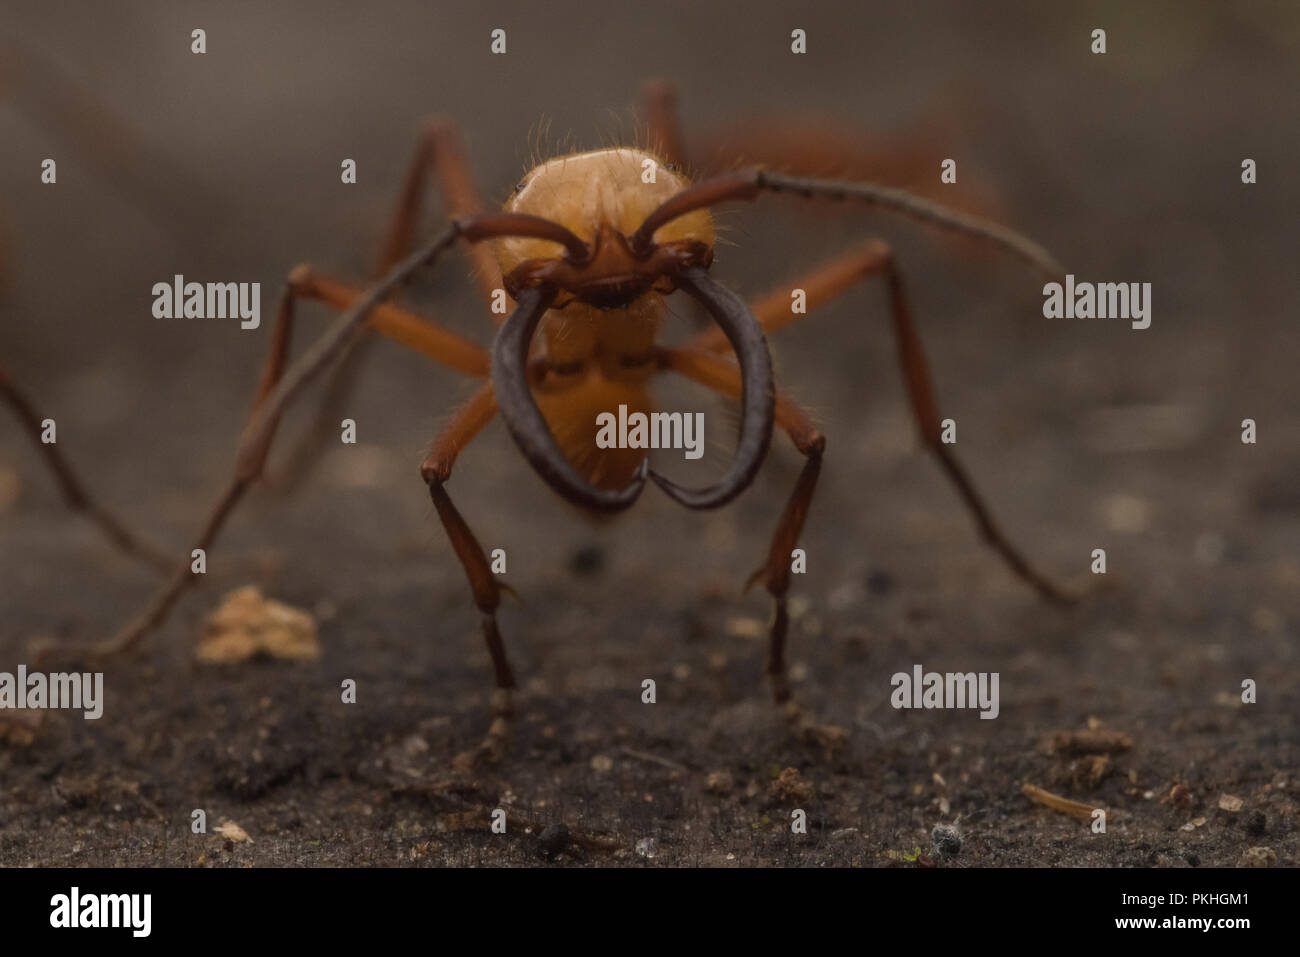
486 152 773 516
496 148 715 309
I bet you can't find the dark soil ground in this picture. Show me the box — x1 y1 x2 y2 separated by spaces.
1 1 1297 867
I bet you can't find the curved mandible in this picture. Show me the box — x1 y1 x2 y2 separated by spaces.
650 267 775 509
491 286 648 513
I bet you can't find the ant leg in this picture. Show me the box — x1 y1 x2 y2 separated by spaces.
376 117 503 308
687 240 1077 605
246 264 493 497
873 249 1078 605
34 286 302 666
656 347 846 752
271 265 497 735
670 105 1009 230
639 78 1001 231
418 384 517 768
284 266 490 377
39 226 477 666
260 268 494 495
640 79 688 170
745 429 846 750
0 361 172 571
274 117 504 482
2 42 222 243
683 240 891 353
0 47 235 572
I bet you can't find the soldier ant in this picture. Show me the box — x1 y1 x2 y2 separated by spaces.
12 83 1077 765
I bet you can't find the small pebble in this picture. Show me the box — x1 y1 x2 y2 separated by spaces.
769 767 814 804
931 823 962 859
1241 846 1275 868
705 770 734 796
635 837 657 859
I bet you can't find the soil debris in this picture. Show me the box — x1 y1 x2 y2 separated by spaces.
196 586 320 664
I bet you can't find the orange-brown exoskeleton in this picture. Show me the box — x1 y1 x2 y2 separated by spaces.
25 84 1076 764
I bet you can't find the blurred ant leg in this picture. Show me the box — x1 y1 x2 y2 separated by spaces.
683 104 1014 245
640 79 688 170
262 262 496 492
681 237 1074 604
291 118 500 477
656 347 845 751
282 118 502 483
2 41 223 244
376 117 503 310
684 241 892 353
34 287 300 666
693 121 930 181
419 384 517 768
0 361 172 571
643 81 932 185
48 225 479 665
285 266 490 377
871 250 1076 605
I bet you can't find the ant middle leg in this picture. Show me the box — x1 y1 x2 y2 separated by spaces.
40 225 478 666
270 116 505 485
419 383 518 768
685 240 1078 605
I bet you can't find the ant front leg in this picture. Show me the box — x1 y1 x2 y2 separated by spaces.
746 428 848 752
270 271 513 769
657 348 847 754
419 383 518 769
